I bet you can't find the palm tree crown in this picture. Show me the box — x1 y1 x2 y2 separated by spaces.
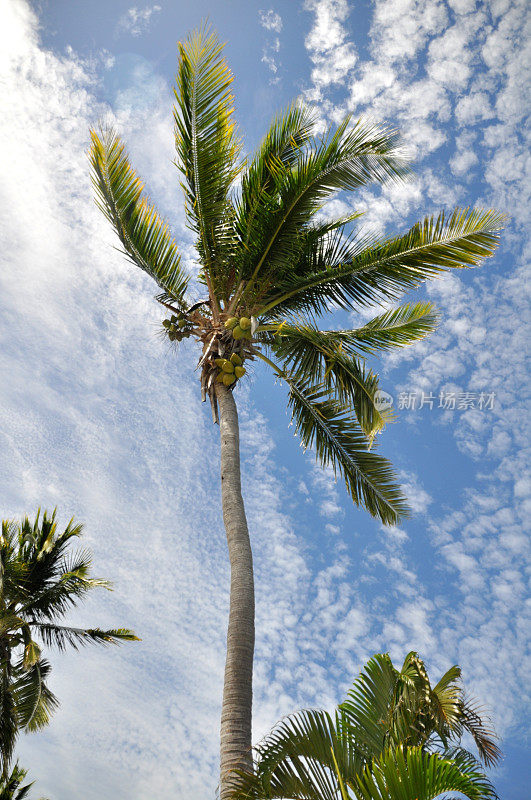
90 25 504 527
231 652 501 800
0 509 138 777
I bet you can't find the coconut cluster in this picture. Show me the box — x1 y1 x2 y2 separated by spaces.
163 313 193 342
214 352 246 386
224 316 252 340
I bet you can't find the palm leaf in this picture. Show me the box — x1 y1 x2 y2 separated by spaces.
260 207 506 316
232 708 365 800
12 659 59 733
89 127 189 307
32 622 139 651
233 103 318 287
241 118 408 305
260 358 408 524
352 746 497 800
265 323 394 441
174 24 241 293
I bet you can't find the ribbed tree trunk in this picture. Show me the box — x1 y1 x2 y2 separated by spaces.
216 384 255 800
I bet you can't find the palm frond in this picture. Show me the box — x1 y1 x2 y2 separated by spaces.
340 653 399 758
32 623 139 651
342 302 438 354
265 322 394 441
174 24 241 293
89 127 189 308
260 357 408 524
457 695 502 767
352 746 497 800
12 659 59 733
233 102 318 285
0 763 34 800
232 708 365 800
259 207 506 317
240 118 408 305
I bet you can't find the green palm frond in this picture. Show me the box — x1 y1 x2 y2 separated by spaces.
240 118 408 306
89 127 189 308
259 207 506 317
33 623 139 651
351 746 497 800
341 302 438 354
259 357 408 524
12 659 59 733
233 103 318 286
232 708 365 800
174 24 241 293
339 653 399 758
264 322 394 441
0 763 34 800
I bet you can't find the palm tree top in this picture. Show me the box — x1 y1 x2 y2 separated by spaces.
89 24 504 526
231 651 501 800
0 509 138 777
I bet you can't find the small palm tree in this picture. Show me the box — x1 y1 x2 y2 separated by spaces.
231 652 500 800
0 764 33 800
88 25 503 797
0 509 138 777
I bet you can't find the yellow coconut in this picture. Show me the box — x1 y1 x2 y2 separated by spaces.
232 325 244 340
234 366 246 378
230 353 242 366
239 316 251 331
223 373 236 386
222 361 235 373
224 317 239 330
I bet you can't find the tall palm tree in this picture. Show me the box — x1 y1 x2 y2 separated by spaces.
88 26 504 797
230 652 500 799
0 509 138 777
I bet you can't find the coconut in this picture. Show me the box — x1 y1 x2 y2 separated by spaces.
224 317 239 330
216 373 225 383
239 316 251 331
222 361 235 373
223 373 236 386
234 366 246 378
230 353 242 366
170 315 177 323
162 319 171 329
232 325 244 340
214 358 226 368
177 318 186 328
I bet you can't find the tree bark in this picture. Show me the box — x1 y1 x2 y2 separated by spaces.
216 384 255 800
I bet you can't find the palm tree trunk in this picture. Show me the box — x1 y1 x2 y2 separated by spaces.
216 384 255 800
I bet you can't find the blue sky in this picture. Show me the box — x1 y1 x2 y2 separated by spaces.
0 0 529 798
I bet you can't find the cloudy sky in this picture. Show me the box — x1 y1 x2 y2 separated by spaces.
0 0 529 797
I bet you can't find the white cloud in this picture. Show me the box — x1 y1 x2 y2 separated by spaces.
259 9 283 82
117 4 161 38
304 0 357 99
259 9 283 33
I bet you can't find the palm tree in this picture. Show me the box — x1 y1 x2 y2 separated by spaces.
230 652 500 799
0 764 33 800
88 25 504 797
0 509 138 777
0 764 48 800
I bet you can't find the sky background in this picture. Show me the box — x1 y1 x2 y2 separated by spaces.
0 0 529 798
